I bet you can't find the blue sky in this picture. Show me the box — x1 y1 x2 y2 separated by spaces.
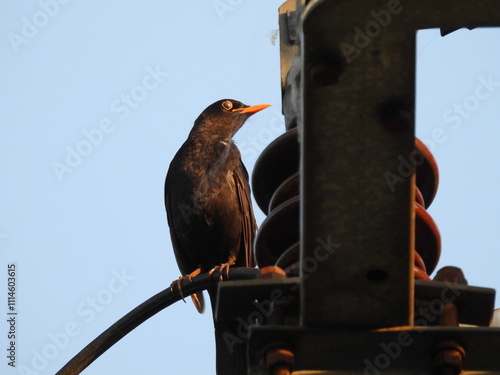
1 2 500 375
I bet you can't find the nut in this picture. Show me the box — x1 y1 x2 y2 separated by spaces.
266 348 294 375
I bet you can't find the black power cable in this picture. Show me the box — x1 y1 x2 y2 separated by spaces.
55 268 260 375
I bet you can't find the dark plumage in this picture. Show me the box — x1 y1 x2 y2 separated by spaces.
165 99 270 375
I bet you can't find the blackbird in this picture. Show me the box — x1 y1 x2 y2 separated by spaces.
165 99 270 375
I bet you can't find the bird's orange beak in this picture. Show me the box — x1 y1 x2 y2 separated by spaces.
233 104 271 114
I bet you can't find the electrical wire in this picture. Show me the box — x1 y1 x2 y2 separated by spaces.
55 267 260 375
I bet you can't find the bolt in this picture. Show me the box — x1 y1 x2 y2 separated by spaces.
259 266 287 279
378 98 413 133
433 267 467 328
309 60 343 86
266 348 294 375
439 303 459 327
433 266 468 285
433 340 465 375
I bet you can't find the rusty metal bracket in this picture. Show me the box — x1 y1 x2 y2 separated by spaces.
301 0 416 329
414 279 495 327
248 325 500 374
216 277 300 322
299 0 500 329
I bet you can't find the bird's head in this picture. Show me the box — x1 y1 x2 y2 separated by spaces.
190 99 271 140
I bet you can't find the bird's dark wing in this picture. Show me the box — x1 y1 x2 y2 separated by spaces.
165 186 188 276
165 178 206 313
233 158 257 268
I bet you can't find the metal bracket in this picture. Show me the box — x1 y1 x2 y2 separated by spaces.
248 325 500 374
299 0 500 328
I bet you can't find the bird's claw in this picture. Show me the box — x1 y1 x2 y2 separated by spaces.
208 258 236 281
208 265 228 281
170 266 203 302
170 275 193 302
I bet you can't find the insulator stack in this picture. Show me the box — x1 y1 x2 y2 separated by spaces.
252 127 299 273
414 138 441 280
242 3 500 374
253 133 441 281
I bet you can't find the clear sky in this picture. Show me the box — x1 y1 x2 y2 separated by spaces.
1 2 500 375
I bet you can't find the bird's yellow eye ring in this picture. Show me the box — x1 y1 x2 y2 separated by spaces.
221 101 233 111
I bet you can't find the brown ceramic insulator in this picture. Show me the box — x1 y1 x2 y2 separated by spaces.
252 128 299 214
415 138 439 208
274 244 433 280
254 196 299 268
414 267 432 280
414 185 425 207
269 172 300 213
414 250 427 274
414 247 432 280
414 139 440 279
261 193 440 279
415 202 441 275
275 243 300 277
252 131 441 283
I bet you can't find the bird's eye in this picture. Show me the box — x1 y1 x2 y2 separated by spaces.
221 101 233 111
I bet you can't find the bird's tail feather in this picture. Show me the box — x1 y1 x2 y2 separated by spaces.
191 292 205 314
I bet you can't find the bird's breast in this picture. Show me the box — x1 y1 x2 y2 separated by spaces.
181 143 239 210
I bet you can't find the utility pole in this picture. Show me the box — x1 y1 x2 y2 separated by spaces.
218 1 500 374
